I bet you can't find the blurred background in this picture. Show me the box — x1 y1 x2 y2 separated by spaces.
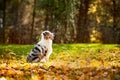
0 0 120 44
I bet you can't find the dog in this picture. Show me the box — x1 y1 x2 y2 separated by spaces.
27 31 54 63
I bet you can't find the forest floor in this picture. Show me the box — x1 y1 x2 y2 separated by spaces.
0 44 120 80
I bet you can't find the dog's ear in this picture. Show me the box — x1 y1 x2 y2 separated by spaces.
43 32 46 36
52 33 54 37
43 32 48 36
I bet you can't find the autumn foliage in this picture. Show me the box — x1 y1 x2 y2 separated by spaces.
0 44 120 80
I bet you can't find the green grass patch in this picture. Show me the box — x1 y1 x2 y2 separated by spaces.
0 43 120 57
0 44 34 55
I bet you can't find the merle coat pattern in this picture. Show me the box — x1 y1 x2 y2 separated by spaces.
27 31 54 63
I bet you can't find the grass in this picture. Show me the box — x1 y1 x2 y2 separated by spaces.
0 43 120 65
0 43 120 80
0 43 119 55
0 44 34 55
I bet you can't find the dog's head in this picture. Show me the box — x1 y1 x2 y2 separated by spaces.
42 31 54 40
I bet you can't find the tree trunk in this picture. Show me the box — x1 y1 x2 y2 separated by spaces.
76 0 90 43
31 0 36 43
112 0 118 44
3 0 6 43
44 14 49 30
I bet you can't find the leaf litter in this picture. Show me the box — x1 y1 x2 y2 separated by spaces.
0 45 120 80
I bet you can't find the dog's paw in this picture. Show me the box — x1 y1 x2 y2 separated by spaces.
40 58 47 63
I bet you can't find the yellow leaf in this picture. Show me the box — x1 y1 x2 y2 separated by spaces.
90 60 102 67
31 74 43 80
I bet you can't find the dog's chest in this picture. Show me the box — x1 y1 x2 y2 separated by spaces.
39 40 52 53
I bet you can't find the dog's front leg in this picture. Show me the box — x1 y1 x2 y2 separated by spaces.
40 57 46 63
40 54 50 63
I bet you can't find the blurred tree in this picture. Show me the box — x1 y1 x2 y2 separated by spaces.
31 0 36 43
95 0 120 43
76 0 91 43
0 0 120 44
110 0 120 43
0 0 6 43
7 0 36 44
37 0 74 43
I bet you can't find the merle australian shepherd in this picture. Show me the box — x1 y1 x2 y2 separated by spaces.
27 31 54 63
